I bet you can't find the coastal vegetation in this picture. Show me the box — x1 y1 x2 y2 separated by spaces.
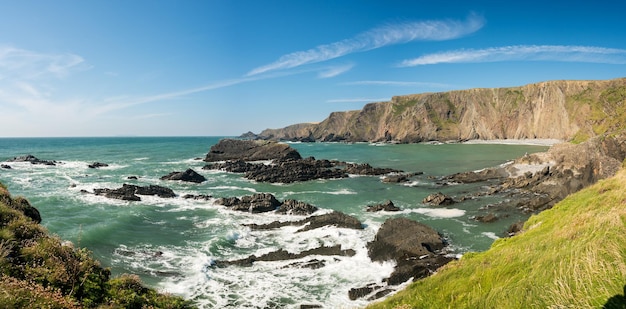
368 166 626 308
0 183 195 308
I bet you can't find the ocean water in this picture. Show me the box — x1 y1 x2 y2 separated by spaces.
0 137 548 308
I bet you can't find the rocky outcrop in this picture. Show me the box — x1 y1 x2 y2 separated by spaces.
93 184 176 201
350 217 453 300
214 245 356 268
204 155 401 183
276 199 319 215
366 200 400 212
258 78 626 143
216 193 282 213
7 154 58 166
244 211 363 232
160 168 207 183
448 133 626 214
204 139 301 162
422 192 456 206
215 193 319 215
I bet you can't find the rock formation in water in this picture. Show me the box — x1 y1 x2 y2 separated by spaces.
445 133 626 214
160 168 207 183
204 138 301 161
258 78 626 143
202 139 404 183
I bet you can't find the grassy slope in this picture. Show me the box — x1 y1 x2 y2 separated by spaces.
369 168 626 309
0 183 195 308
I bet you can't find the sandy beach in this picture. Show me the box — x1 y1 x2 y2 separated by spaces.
462 139 564 146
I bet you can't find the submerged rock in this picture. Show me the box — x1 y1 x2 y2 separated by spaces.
7 154 58 166
88 162 109 168
160 168 207 183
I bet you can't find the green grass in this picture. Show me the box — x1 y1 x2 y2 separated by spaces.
369 168 626 309
0 183 196 308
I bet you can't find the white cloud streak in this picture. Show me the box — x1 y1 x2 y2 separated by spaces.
317 63 355 78
247 13 485 76
0 45 87 79
400 45 626 66
342 80 453 88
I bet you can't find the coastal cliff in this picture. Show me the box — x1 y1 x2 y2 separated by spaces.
259 78 626 143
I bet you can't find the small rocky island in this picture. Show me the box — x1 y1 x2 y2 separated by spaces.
202 139 404 183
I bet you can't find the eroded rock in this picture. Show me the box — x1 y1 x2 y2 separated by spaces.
93 184 176 201
160 168 207 183
366 200 400 212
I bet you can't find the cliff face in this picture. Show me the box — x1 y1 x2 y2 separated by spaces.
259 78 626 143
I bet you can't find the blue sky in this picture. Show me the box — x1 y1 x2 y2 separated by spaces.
1 0 625 137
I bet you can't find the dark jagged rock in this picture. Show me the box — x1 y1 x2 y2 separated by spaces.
276 199 318 215
204 139 302 162
7 154 58 166
244 211 363 232
202 139 402 183
204 156 402 184
214 245 355 267
182 194 213 201
203 160 254 173
160 168 207 183
88 162 109 168
283 259 326 270
243 157 347 183
474 213 499 223
93 184 176 201
216 193 281 213
351 217 453 301
422 192 456 206
366 200 400 212
342 162 399 176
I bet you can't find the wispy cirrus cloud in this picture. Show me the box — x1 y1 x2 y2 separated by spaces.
0 45 87 79
342 80 453 88
247 13 485 76
317 63 355 78
400 45 626 66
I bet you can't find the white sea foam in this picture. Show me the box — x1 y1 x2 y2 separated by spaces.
482 232 500 240
154 221 394 309
210 185 258 193
407 207 466 218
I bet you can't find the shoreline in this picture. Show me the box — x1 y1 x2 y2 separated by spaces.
461 138 563 146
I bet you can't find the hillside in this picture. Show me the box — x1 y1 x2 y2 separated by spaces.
0 183 195 308
367 166 626 309
259 78 626 143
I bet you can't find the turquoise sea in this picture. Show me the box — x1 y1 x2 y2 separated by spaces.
0 137 548 308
